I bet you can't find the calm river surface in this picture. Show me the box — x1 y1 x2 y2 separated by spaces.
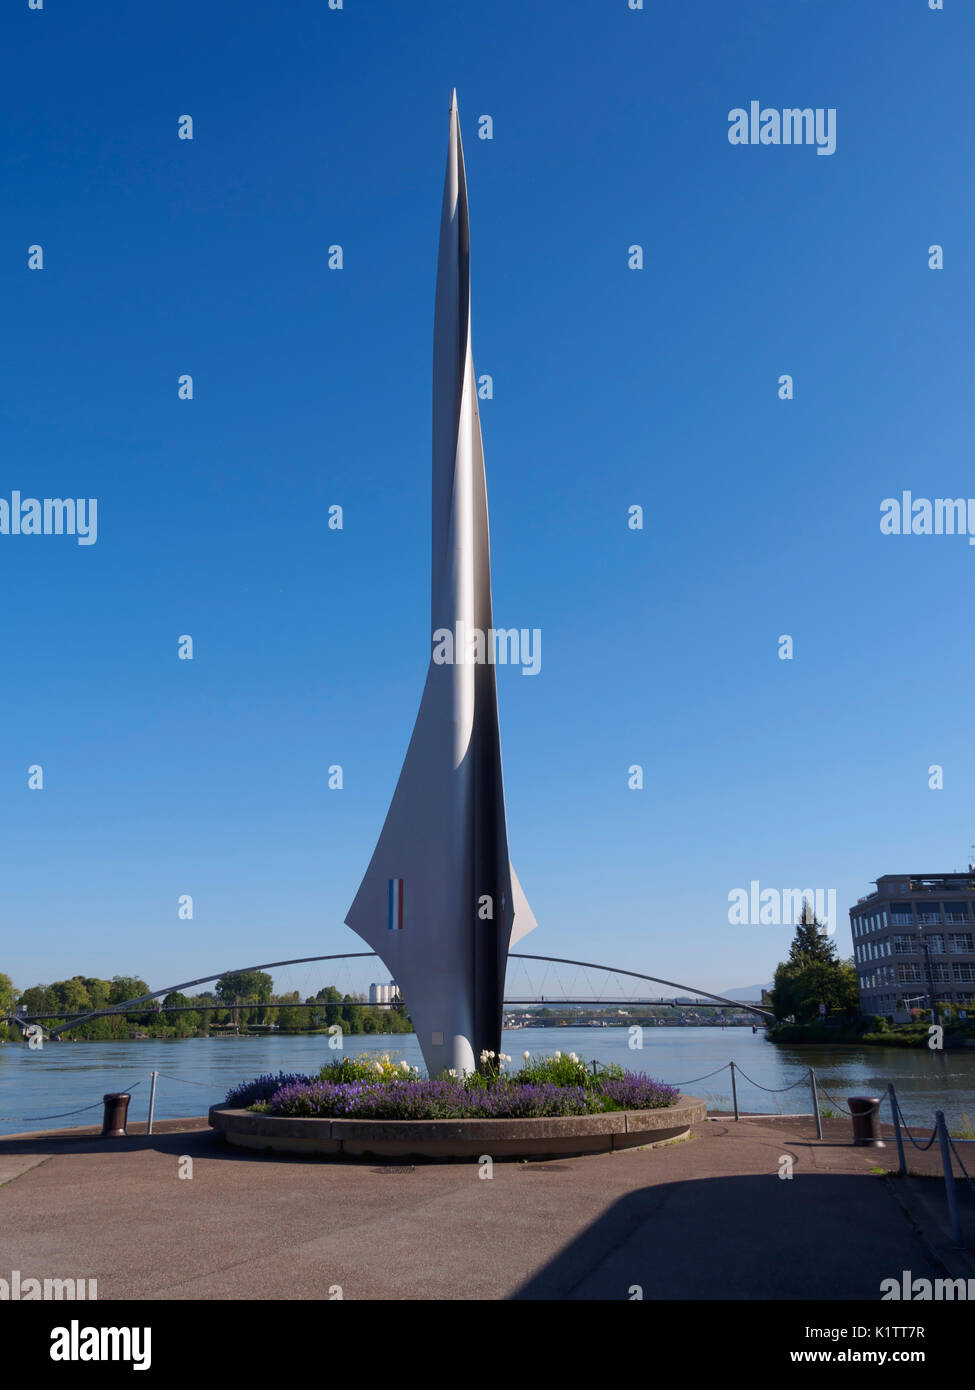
2 1027 973 1136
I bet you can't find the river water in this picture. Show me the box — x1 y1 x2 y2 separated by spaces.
1 1027 973 1136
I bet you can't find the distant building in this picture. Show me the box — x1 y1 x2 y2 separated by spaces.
851 871 975 1018
368 981 398 1009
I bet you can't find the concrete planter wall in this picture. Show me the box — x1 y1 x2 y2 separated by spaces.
208 1096 706 1161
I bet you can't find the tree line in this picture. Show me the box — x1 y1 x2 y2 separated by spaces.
0 969 411 1040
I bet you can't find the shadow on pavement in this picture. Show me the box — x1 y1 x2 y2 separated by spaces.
510 1172 964 1300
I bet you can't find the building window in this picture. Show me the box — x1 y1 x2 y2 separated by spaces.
949 934 974 954
945 907 971 925
890 905 913 926
953 964 975 984
917 909 943 926
924 935 945 955
893 935 915 954
897 964 922 983
931 964 951 983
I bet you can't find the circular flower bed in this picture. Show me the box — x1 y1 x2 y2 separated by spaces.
226 1050 678 1121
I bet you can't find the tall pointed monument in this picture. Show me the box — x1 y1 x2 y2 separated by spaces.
345 91 536 1078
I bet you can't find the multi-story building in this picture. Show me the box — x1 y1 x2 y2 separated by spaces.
850 870 975 1019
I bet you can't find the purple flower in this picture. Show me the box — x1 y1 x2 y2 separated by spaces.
257 1071 678 1120
226 1071 311 1108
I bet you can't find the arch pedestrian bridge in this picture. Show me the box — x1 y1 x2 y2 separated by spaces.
6 954 774 1036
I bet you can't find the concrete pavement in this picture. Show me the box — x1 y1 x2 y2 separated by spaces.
0 1114 970 1300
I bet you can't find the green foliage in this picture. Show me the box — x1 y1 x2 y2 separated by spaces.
108 976 151 1007
7 969 414 1040
318 1050 419 1083
270 991 305 1030
17 984 57 1017
315 985 343 1026
787 901 838 965
771 906 858 1023
161 992 199 1034
0 972 17 1015
513 1049 624 1090
216 971 273 1006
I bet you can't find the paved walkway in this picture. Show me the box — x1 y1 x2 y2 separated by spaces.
0 1114 971 1300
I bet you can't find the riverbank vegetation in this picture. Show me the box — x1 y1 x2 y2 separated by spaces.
0 968 411 1041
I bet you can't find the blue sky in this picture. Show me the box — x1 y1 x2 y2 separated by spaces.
1 0 972 1000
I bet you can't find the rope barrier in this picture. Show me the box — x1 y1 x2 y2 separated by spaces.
731 1064 809 1094
0 1079 144 1123
154 1072 213 1088
890 1089 939 1152
664 1064 732 1087
816 1085 853 1116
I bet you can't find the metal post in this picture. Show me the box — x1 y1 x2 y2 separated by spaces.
888 1083 906 1176
147 1070 158 1136
809 1067 823 1140
936 1111 963 1248
101 1093 131 1138
730 1060 739 1121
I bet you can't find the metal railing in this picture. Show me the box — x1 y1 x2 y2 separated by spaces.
886 1083 974 1248
656 1060 824 1138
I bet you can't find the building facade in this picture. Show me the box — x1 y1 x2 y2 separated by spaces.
851 871 975 1018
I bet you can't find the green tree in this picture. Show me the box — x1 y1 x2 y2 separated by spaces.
787 900 838 965
82 978 112 1009
771 902 855 1022
0 973 16 1039
272 991 305 1030
190 992 222 1030
216 971 273 1004
216 971 273 1031
162 991 199 1034
108 976 151 1007
315 985 343 1027
340 994 362 1033
17 984 57 1019
51 977 93 1013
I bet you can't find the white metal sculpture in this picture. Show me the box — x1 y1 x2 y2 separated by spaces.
345 92 537 1078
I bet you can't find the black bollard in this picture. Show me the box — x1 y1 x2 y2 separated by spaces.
101 1093 131 1138
848 1095 884 1147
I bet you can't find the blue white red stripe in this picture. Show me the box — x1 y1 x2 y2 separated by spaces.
388 878 404 931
